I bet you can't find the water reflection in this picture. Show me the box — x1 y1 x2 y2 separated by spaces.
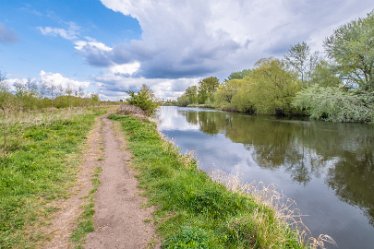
158 106 374 249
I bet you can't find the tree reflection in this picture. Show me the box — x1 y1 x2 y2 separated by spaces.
179 109 374 223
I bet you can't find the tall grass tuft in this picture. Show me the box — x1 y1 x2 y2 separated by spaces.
210 170 337 249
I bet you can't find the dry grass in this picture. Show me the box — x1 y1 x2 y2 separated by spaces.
118 104 146 117
210 170 337 249
0 107 88 127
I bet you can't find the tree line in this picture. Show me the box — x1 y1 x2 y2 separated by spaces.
172 10 374 123
0 72 102 113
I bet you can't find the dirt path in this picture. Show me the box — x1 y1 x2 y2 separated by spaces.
42 117 104 249
85 118 158 249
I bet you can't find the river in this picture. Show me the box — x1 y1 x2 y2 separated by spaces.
157 106 374 249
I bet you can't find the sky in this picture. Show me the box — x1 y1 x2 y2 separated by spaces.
0 0 373 100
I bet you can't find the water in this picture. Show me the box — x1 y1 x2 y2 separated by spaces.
157 106 374 249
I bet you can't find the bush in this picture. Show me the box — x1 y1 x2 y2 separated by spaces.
127 84 158 115
293 85 374 122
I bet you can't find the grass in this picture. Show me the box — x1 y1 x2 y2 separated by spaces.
0 107 105 248
71 166 102 249
110 114 305 249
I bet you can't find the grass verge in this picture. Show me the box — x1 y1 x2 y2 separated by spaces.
0 108 105 248
110 114 304 249
71 166 102 249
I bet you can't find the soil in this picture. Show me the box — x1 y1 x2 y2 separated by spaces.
85 118 158 249
43 117 158 249
42 117 103 249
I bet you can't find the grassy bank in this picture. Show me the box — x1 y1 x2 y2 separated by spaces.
0 108 105 248
110 114 304 249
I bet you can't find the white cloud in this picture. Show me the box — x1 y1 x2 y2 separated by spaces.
39 70 90 91
38 22 79 40
109 61 140 75
74 40 113 52
95 72 197 100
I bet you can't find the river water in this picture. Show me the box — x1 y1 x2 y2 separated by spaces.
157 106 374 249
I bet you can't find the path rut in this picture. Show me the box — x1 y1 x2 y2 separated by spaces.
85 118 158 249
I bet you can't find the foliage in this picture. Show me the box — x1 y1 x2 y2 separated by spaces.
248 59 301 115
309 60 341 87
284 42 319 84
127 84 158 116
0 108 103 248
197 77 220 104
325 11 374 91
293 85 374 122
110 114 305 249
226 69 252 81
177 77 220 107
177 86 198 107
215 59 301 115
71 167 102 249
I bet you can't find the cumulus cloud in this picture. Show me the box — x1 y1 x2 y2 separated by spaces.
0 23 18 44
3 71 91 96
97 0 373 79
95 72 197 100
39 70 90 91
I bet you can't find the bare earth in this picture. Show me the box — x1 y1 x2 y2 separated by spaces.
42 117 103 249
85 118 158 249
43 117 158 249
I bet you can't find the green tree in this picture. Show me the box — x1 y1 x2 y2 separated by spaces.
226 69 251 80
285 42 319 84
250 58 301 115
127 84 158 115
310 60 341 87
197 77 219 104
185 85 198 104
215 79 254 112
325 11 374 91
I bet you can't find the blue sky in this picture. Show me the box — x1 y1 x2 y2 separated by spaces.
0 0 373 99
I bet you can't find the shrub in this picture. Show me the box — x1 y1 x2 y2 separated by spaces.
127 84 158 116
293 85 374 122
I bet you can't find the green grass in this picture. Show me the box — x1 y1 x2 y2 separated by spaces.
0 108 105 249
110 114 305 249
71 166 102 249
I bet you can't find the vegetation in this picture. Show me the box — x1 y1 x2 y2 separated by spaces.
325 10 374 91
0 108 104 248
127 84 159 116
0 73 101 112
71 167 102 249
174 10 374 123
110 114 304 249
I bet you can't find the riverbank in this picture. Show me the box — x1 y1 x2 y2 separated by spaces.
110 114 304 249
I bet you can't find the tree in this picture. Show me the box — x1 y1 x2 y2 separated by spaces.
215 79 247 105
185 85 198 104
250 58 301 115
325 11 374 91
285 42 319 84
127 84 158 115
197 76 219 104
226 69 251 81
310 60 341 87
